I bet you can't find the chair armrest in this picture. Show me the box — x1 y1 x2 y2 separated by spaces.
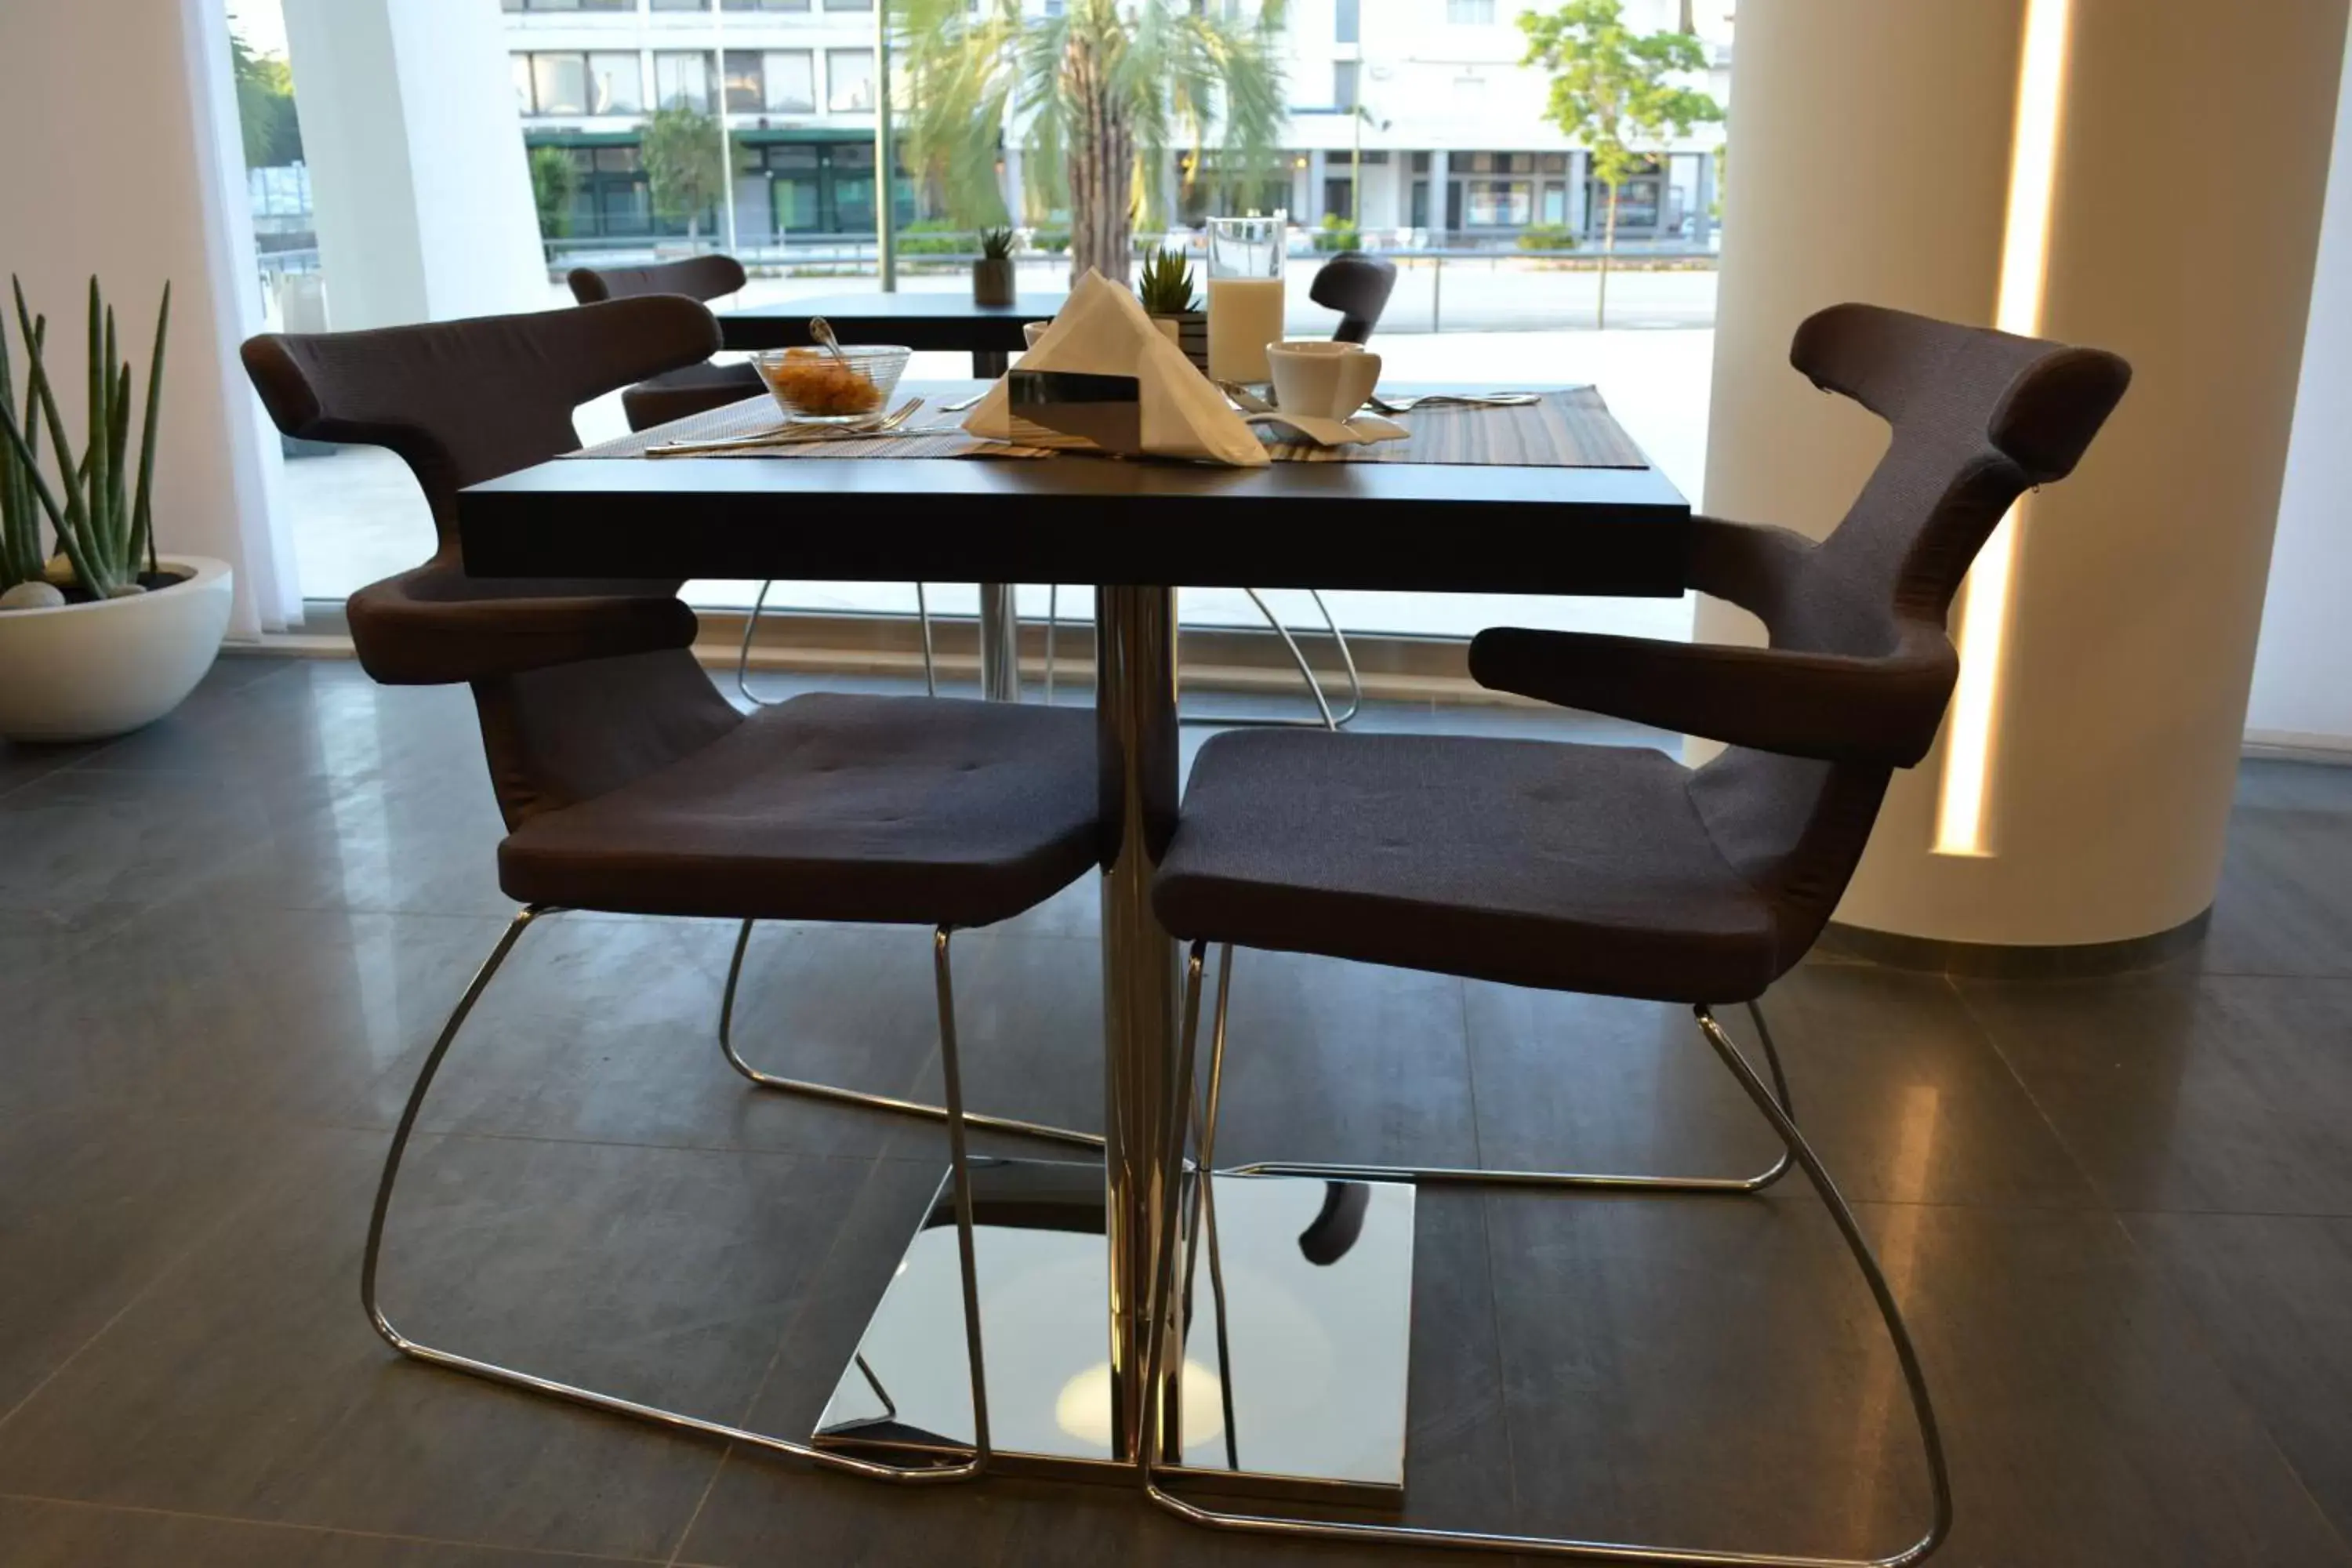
1468 622 1958 767
1683 514 1818 619
347 568 700 686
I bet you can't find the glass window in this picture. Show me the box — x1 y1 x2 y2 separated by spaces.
1410 151 1429 173
1539 152 1568 175
724 0 810 8
511 53 535 113
1446 0 1494 21
654 50 713 111
1333 61 1358 111
1334 0 1358 43
1541 182 1566 223
1409 178 1428 228
589 52 643 114
826 49 875 111
1323 176 1353 223
510 0 633 9
1464 179 1530 226
651 0 711 9
724 50 764 112
825 0 876 10
764 50 815 111
531 53 590 116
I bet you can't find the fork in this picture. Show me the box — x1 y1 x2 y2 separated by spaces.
1364 392 1542 415
648 397 924 456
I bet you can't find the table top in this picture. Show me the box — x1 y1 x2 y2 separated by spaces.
719 293 1067 353
460 380 1691 595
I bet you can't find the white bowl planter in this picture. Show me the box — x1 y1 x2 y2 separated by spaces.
0 556 234 742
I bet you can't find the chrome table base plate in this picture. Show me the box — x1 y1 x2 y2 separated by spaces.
813 1158 1416 1508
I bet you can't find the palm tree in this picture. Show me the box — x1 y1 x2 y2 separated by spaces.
895 0 1290 284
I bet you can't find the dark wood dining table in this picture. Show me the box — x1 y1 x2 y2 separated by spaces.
458 378 1690 1505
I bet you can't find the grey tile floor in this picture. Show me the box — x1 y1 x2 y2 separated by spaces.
4 655 2352 1566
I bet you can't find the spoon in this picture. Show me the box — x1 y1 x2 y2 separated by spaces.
808 316 851 365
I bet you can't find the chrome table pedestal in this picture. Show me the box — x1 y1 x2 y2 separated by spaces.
811 586 1420 1504
811 1160 1415 1504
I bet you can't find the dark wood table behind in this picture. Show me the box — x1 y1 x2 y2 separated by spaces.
718 293 1069 376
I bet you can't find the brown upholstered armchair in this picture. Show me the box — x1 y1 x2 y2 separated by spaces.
241 296 1105 1480
1142 303 2132 1563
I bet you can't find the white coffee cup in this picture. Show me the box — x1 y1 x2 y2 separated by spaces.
1267 339 1381 420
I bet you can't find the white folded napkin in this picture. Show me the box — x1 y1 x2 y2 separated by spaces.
963 269 1270 467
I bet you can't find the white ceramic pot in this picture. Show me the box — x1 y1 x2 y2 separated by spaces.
0 556 234 742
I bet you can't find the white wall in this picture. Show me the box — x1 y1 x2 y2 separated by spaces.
2246 10 2352 753
0 0 294 637
283 0 546 329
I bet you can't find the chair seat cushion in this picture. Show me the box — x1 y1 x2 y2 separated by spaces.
499 693 1099 927
1153 731 1780 1004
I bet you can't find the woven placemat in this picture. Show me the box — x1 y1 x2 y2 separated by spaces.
1260 387 1647 467
575 387 1646 469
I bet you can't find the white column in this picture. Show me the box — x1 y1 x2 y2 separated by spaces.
2246 9 2352 755
1427 150 1450 238
1306 151 1329 224
281 0 547 328
0 0 295 637
1706 0 2350 949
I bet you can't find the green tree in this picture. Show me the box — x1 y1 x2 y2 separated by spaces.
1519 0 1719 327
895 0 1289 284
230 32 303 169
528 146 579 241
641 104 724 242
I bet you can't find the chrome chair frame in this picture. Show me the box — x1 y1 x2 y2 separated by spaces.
362 905 993 1483
1143 941 1954 1566
717 915 1103 1152
1040 586 1363 729
737 579 940 707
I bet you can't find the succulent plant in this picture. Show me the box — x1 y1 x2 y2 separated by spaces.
1137 247 1199 316
978 227 1016 260
0 276 170 600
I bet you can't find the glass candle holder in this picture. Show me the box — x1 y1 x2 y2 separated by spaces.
1205 214 1287 384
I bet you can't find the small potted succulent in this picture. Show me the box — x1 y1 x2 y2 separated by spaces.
972 227 1017 307
0 276 233 742
1137 246 1209 375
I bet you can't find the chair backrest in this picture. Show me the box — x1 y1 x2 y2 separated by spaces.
568 254 748 307
1690 303 2132 957
1310 252 1398 344
241 298 741 827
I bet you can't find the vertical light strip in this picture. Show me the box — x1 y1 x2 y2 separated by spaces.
1934 0 2074 855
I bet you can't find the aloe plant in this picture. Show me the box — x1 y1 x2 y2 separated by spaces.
0 276 170 598
978 227 1016 261
1137 247 1199 316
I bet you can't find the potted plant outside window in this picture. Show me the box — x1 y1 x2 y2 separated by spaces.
0 277 233 742
973 227 1017 307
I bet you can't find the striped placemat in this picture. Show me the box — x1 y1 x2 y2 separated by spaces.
571 397 1051 460
1261 387 1648 467
574 387 1647 469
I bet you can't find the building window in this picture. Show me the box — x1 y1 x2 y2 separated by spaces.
504 0 631 11
1409 178 1428 228
827 49 876 111
1334 0 1358 43
1410 151 1429 174
736 49 815 111
1463 179 1531 227
1446 0 1494 22
1333 61 1358 111
651 0 711 10
1323 176 1353 223
590 53 644 113
654 50 715 112
526 53 590 116
824 0 876 10
723 0 810 8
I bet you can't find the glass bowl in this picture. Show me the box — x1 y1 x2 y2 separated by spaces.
751 345 912 423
